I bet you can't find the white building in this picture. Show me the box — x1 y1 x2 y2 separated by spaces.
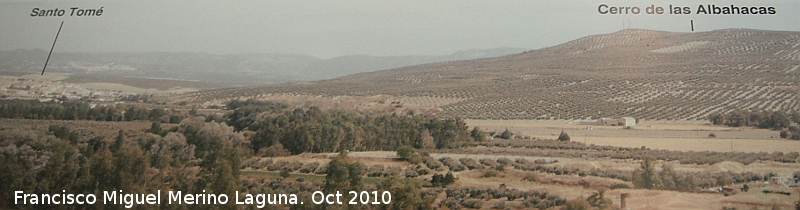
579 117 635 127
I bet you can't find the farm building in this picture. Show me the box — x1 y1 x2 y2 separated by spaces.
770 176 797 187
579 117 636 127
621 117 636 127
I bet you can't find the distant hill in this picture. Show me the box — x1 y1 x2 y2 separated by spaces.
0 48 526 85
190 29 800 120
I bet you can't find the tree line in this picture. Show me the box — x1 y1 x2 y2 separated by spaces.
1 98 480 209
0 99 189 123
708 109 799 129
226 100 473 155
0 116 246 209
708 109 800 140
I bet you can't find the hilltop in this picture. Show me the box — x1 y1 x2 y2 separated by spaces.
182 29 800 120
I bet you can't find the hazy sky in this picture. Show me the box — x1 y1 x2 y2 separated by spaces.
2 0 798 58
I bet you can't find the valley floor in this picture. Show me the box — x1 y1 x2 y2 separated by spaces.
467 119 800 153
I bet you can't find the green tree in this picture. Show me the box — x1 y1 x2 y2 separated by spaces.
780 130 790 139
444 172 456 186
499 128 513 139
470 127 485 141
419 129 436 150
791 110 800 124
660 164 677 190
677 174 699 192
193 122 244 210
586 189 613 209
709 113 726 125
111 129 125 153
770 111 792 130
726 110 747 127
632 158 661 189
558 130 571 141
324 151 365 194
280 168 291 179
147 121 163 136
397 145 416 161
716 173 733 186
376 175 425 210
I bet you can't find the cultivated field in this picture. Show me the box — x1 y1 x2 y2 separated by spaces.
251 151 800 210
466 119 800 153
179 29 800 121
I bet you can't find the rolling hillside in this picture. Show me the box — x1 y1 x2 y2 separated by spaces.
184 29 800 120
0 48 525 85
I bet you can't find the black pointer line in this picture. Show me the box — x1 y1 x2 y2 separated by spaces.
42 21 64 75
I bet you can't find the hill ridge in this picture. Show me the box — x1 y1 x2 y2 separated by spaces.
184 28 800 120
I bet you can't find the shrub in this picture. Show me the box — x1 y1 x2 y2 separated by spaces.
470 127 485 141
558 130 570 141
367 165 385 177
499 129 513 139
425 156 444 170
491 201 506 209
288 161 303 171
460 199 483 209
280 168 291 178
417 168 429 175
561 198 590 210
586 189 612 209
267 160 289 171
610 183 630 190
523 173 539 182
780 130 790 139
299 162 320 173
496 158 512 165
480 158 499 168
632 158 660 189
315 164 327 174
460 158 483 170
397 145 415 161
384 166 402 177
405 169 419 178
440 157 466 171
441 198 461 209
483 170 499 178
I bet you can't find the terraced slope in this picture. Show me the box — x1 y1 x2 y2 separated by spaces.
183 29 800 120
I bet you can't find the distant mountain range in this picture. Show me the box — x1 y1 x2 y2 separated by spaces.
0 48 527 85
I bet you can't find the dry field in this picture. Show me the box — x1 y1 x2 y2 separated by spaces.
467 119 800 153
78 82 198 95
62 74 221 91
269 151 800 210
344 151 800 177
